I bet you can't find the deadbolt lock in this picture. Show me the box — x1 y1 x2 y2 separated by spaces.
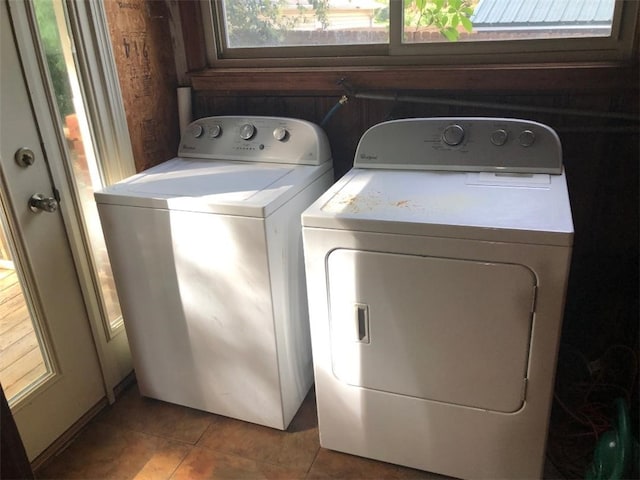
15 147 35 167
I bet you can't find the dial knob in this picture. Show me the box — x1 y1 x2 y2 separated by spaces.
273 127 288 141
490 129 509 146
239 123 256 140
442 124 465 146
519 129 536 147
208 124 222 138
187 124 203 138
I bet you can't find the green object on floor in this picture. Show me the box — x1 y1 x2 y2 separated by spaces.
585 398 632 480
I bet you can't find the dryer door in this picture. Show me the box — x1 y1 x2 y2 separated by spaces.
327 249 536 413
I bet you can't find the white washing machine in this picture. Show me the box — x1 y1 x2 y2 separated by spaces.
302 117 573 478
95 116 333 429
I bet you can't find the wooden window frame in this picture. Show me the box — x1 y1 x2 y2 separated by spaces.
179 0 640 93
206 1 637 65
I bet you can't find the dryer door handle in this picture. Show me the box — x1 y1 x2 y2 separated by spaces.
355 303 370 344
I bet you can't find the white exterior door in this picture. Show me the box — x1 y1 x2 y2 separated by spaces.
1 1 107 461
8 0 136 395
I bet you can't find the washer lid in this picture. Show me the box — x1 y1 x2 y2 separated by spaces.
302 168 574 246
95 157 332 217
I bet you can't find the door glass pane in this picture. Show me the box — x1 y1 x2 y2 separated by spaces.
403 0 614 43
0 206 50 404
221 0 390 47
33 0 122 333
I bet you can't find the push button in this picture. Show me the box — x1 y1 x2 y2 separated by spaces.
519 130 536 147
490 129 508 146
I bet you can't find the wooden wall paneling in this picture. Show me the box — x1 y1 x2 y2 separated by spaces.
562 130 608 254
563 129 638 356
193 94 237 119
190 64 639 94
103 0 179 172
315 96 347 175
322 96 373 177
164 0 189 86
177 0 207 73
591 133 638 256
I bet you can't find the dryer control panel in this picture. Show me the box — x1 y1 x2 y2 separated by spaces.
354 117 562 174
179 116 331 166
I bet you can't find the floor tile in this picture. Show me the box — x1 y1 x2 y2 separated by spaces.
306 448 451 480
171 446 308 480
36 421 190 480
197 389 320 470
132 440 192 480
97 384 212 444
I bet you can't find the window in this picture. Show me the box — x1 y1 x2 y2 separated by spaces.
205 0 638 65
219 0 389 48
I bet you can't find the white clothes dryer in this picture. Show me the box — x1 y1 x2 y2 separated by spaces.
302 117 573 478
96 116 333 429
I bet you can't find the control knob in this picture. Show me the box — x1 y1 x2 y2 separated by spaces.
273 127 288 141
187 124 203 138
442 124 465 146
208 124 222 138
239 123 256 140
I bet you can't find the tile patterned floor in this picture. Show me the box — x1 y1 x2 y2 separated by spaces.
36 383 565 479
35 384 450 480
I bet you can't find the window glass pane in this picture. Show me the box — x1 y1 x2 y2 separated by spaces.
33 0 123 333
221 0 389 47
403 0 614 44
0 212 51 404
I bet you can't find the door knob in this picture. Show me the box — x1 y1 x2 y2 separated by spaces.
29 193 58 213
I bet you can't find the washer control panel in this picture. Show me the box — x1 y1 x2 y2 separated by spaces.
354 117 562 174
179 116 331 165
